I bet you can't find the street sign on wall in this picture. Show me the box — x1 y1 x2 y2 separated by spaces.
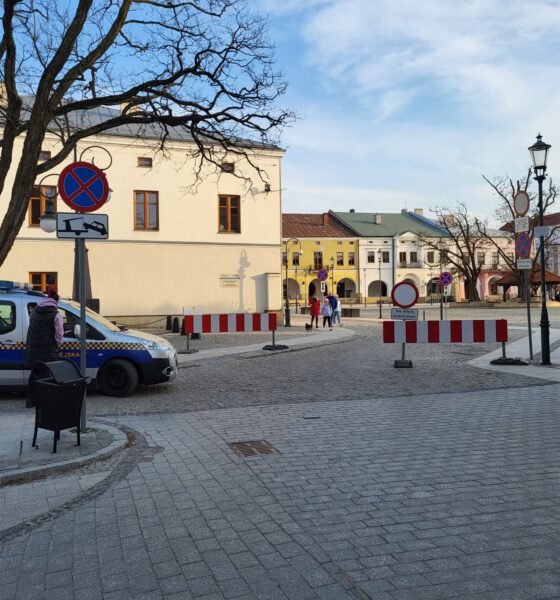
58 162 109 213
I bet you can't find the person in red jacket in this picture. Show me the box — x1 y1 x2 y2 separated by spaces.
309 296 321 328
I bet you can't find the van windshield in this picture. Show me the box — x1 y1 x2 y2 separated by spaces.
62 300 121 332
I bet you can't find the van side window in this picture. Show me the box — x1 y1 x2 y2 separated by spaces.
0 302 16 334
59 308 104 340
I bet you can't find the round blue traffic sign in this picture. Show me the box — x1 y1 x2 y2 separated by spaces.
58 162 109 213
516 231 531 259
317 269 328 282
439 271 453 286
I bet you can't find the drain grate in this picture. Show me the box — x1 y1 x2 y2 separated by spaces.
229 440 278 457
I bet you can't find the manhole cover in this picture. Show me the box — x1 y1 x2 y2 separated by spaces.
229 440 278 457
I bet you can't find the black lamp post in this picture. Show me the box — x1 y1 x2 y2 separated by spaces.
283 238 302 327
529 133 552 365
330 256 335 295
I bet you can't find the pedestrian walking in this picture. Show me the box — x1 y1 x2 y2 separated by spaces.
321 298 332 328
327 292 337 316
25 286 63 407
332 295 342 326
309 296 320 328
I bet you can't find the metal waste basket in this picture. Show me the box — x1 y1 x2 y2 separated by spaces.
30 359 87 453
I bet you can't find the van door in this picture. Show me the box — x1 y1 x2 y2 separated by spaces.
0 296 24 385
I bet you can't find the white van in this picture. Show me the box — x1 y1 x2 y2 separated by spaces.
0 281 178 396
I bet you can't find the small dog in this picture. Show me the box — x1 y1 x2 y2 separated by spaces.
305 323 313 331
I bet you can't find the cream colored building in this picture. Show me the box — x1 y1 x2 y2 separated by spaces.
0 107 284 321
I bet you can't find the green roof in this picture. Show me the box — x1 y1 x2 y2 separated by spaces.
331 211 448 238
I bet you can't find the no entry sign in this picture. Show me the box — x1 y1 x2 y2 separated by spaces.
58 162 109 213
391 281 419 309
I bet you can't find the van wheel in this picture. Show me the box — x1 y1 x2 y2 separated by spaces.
98 359 139 397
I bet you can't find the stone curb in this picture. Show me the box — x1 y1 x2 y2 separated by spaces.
0 420 128 485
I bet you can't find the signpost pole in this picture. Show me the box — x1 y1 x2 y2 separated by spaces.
78 238 87 429
525 270 534 360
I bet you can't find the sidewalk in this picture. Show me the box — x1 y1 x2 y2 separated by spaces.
177 315 355 365
469 325 560 382
0 415 127 484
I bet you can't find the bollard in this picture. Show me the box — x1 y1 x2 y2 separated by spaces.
172 317 180 333
165 315 172 331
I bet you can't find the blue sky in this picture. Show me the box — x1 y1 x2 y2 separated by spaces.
258 0 560 225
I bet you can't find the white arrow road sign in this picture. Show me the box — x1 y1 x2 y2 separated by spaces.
56 213 109 239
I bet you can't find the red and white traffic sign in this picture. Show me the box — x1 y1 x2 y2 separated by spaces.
58 161 109 213
391 281 419 309
439 271 453 286
513 190 530 217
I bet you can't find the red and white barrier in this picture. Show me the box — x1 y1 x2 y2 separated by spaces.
184 313 277 335
383 319 508 344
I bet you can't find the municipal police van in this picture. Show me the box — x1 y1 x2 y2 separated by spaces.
0 281 178 396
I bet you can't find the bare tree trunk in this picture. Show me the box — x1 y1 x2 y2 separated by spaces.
465 279 480 301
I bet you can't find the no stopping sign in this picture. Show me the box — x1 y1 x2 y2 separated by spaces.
391 282 419 309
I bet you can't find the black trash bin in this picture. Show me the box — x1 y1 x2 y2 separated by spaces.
30 359 87 453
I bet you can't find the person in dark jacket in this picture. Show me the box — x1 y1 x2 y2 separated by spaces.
25 286 63 407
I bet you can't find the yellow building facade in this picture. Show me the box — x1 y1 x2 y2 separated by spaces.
282 214 359 306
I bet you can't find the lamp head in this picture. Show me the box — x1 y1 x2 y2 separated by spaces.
529 133 551 176
39 196 56 233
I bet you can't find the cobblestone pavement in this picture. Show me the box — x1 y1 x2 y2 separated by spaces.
1 308 560 598
2 385 560 599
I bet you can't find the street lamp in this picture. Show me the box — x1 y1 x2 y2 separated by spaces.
529 133 552 365
363 267 367 307
330 256 335 295
283 238 303 327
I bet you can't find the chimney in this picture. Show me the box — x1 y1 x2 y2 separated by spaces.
414 208 423 216
374 214 382 224
401 208 408 214
322 212 329 226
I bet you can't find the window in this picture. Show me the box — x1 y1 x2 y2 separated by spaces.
137 157 152 168
28 185 56 226
409 252 418 263
282 252 287 266
38 150 51 162
0 301 16 334
492 252 499 266
440 249 448 264
477 252 485 265
399 251 407 265
427 251 435 264
134 191 159 230
367 251 375 263
382 251 390 263
314 251 323 270
221 162 235 173
292 252 300 266
29 272 57 292
58 307 104 340
337 252 344 266
507 252 514 263
348 252 355 266
218 195 240 233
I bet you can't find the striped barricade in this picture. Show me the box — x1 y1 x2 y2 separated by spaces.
183 313 277 334
383 319 508 344
182 313 281 353
383 319 508 368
